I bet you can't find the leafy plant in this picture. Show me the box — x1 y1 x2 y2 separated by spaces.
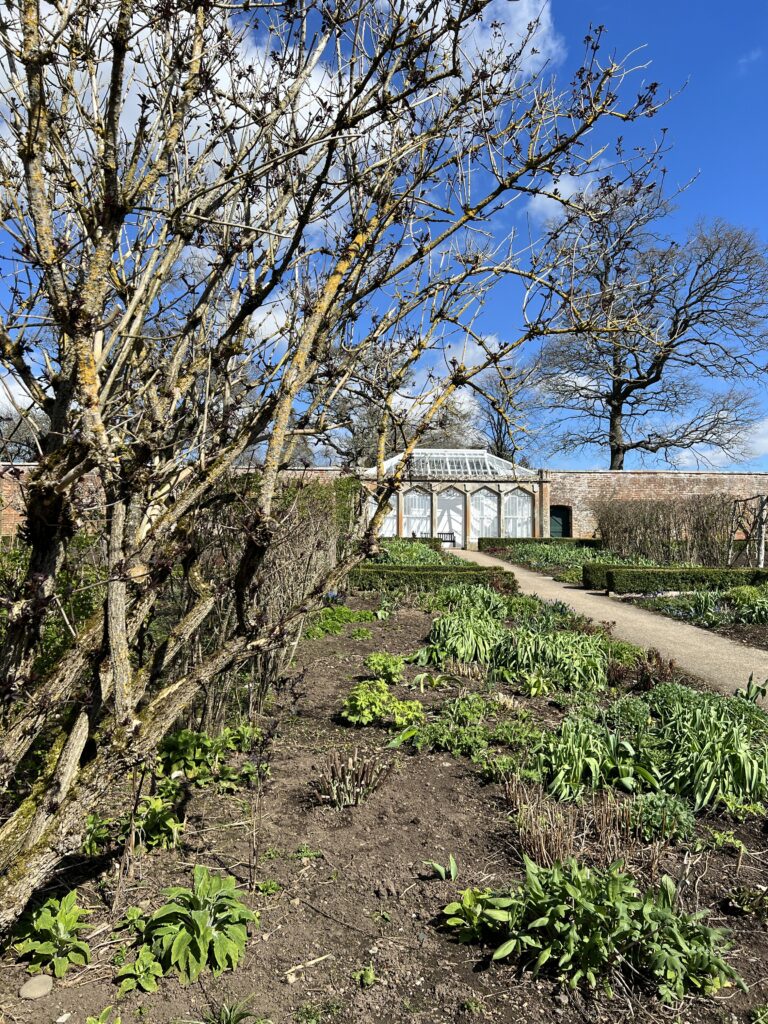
86 1009 123 1024
127 794 185 850
13 890 91 977
425 854 458 881
534 717 659 801
254 879 281 895
350 627 372 640
412 610 506 667
752 1006 768 1024
313 749 390 809
339 679 424 729
304 605 375 639
351 962 378 988
443 858 741 1003
82 813 115 856
179 999 273 1024
492 629 612 692
517 669 553 697
735 674 768 703
145 866 258 984
728 884 768 921
363 652 405 684
157 725 263 792
115 944 164 996
630 791 695 843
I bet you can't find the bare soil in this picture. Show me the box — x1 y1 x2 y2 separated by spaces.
2 605 768 1024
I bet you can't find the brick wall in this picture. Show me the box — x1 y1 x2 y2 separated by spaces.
549 470 768 538
0 468 27 539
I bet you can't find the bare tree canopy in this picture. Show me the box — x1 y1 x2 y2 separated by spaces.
0 0 662 929
533 168 768 469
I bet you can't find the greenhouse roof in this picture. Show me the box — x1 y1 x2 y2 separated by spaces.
362 448 538 481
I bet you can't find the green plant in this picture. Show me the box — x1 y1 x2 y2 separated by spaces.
698 829 746 857
304 605 375 638
606 565 768 595
534 717 658 801
115 944 164 996
443 858 740 1003
421 583 510 621
180 999 274 1024
735 674 768 703
293 1002 341 1024
350 627 372 640
339 679 424 729
13 890 91 977
492 629 612 692
363 652 405 684
145 866 257 984
517 669 553 697
630 792 695 843
82 813 115 856
339 678 392 725
728 884 768 921
412 609 506 667
254 879 281 895
313 749 390 809
86 1009 123 1024
352 962 378 988
292 843 323 860
752 1007 768 1024
127 794 185 850
157 726 263 791
425 854 458 881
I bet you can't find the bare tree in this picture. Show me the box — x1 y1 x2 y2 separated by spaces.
0 1 660 928
470 366 537 460
534 169 768 469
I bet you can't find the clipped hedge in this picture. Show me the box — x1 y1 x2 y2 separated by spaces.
582 563 622 590
478 537 602 551
348 564 519 594
606 566 768 595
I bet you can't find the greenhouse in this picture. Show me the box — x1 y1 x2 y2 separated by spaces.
361 448 547 547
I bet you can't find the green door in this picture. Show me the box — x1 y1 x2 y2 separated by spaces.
549 505 571 539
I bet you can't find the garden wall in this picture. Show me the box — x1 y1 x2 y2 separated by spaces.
549 470 768 539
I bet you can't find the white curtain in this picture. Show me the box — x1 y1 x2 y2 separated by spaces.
503 488 533 538
470 488 499 542
403 489 431 537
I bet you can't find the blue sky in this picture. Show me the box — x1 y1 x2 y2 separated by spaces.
484 0 768 471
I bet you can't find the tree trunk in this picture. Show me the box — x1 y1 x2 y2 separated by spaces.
608 405 626 470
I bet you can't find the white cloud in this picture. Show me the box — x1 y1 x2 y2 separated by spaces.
737 47 764 71
527 170 601 223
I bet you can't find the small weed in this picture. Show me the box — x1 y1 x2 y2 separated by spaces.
424 854 458 881
352 962 378 988
254 879 281 895
728 884 768 921
293 843 323 860
86 1010 122 1024
350 628 373 641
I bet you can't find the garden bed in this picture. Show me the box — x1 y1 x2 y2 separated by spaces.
3 585 768 1024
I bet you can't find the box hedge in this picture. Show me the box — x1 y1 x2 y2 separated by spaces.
348 564 519 594
582 563 622 590
605 566 768 595
477 537 602 551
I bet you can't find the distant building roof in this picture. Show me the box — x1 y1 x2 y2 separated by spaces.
362 448 538 482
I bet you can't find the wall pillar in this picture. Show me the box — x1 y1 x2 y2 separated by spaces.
538 470 550 538
430 486 437 538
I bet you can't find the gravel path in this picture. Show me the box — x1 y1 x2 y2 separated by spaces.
454 548 768 698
